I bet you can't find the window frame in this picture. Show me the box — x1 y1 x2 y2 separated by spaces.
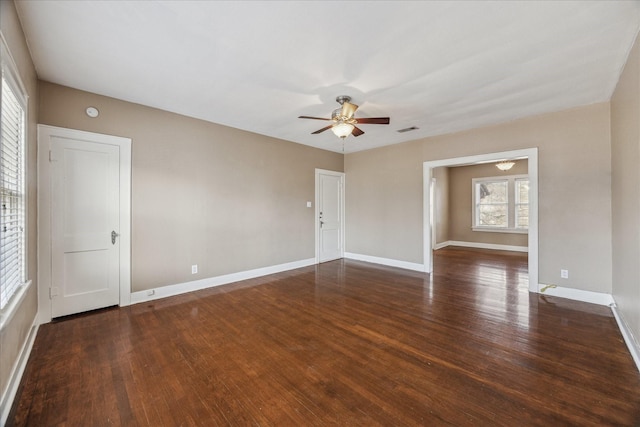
472 174 529 234
0 32 30 325
514 177 529 230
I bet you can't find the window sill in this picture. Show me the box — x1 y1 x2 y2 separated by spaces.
0 279 33 331
472 227 528 234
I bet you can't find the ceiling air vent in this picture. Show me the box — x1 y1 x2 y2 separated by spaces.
397 126 419 133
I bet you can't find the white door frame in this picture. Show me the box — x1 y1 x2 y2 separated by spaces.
315 169 345 263
423 148 538 293
37 125 132 323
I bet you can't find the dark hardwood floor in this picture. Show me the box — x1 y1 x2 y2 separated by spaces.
8 247 640 426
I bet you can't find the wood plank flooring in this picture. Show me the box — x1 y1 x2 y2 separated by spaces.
8 247 640 426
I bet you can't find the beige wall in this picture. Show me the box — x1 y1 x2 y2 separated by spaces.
345 102 612 293
611 30 640 346
345 141 424 263
447 160 528 247
0 0 39 406
38 82 343 291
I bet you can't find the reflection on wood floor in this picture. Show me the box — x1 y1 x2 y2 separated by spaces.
8 247 640 426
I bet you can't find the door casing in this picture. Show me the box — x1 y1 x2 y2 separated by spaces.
37 125 131 323
315 169 345 263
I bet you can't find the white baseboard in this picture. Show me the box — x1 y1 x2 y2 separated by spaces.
1 320 39 426
536 288 637 371
344 252 426 272
433 241 449 250
130 258 316 304
538 284 615 306
610 302 640 373
437 240 528 253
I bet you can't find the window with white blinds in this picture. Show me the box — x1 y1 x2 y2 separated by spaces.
0 71 26 310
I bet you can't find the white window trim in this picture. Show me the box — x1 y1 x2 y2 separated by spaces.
472 174 529 233
0 31 30 329
514 177 529 230
471 227 529 235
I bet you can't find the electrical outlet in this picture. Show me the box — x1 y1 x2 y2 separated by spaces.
191 264 198 274
560 269 569 279
306 201 312 208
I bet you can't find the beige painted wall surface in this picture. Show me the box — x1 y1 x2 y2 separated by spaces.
345 103 612 293
611 30 640 345
432 167 449 244
38 82 343 292
448 161 528 247
0 0 39 404
345 141 424 263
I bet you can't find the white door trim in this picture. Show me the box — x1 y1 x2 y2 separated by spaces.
423 148 539 293
37 125 132 323
315 169 345 263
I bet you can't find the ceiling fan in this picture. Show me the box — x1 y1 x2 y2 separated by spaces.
298 96 390 139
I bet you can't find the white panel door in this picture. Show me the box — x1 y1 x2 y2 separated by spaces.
317 171 344 263
50 137 120 318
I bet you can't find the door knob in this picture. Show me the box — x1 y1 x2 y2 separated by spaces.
111 230 119 245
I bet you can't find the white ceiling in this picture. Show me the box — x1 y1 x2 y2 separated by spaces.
14 1 640 153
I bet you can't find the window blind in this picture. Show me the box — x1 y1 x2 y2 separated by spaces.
0 75 26 309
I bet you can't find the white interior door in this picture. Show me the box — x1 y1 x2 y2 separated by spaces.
316 170 344 263
50 136 120 318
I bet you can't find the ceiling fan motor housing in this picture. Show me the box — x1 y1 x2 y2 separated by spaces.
331 108 349 121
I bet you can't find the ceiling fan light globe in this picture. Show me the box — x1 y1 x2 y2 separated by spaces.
331 122 354 138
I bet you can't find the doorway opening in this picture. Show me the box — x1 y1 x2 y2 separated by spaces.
423 148 538 293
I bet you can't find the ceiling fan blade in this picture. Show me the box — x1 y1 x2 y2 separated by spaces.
298 115 331 121
351 126 364 137
354 117 390 125
311 125 334 134
341 102 358 119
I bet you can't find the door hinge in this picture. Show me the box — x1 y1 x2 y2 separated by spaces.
49 287 59 299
